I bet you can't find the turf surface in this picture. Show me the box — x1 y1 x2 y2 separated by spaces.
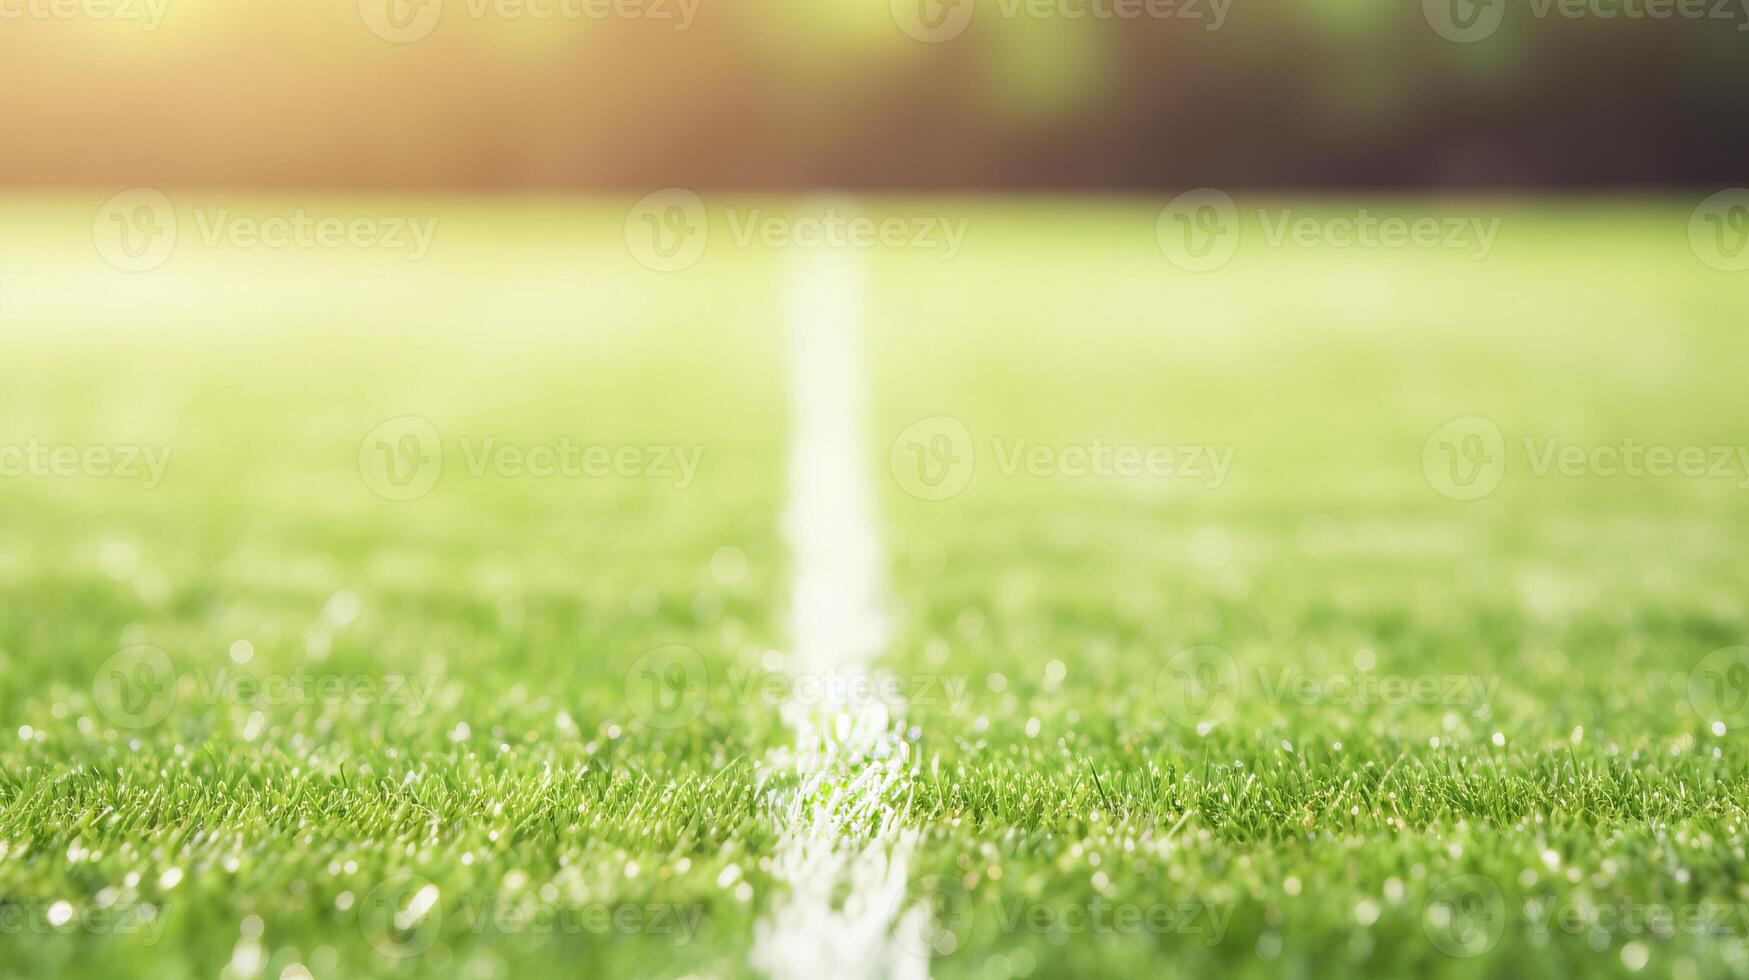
2 195 1746 979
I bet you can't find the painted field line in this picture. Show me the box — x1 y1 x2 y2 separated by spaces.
750 242 930 980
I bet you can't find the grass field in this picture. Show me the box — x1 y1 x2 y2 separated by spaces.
2 194 1747 979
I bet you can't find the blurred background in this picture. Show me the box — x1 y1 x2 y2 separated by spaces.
2 0 1746 191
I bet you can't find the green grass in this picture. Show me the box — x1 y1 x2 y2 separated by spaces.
2 194 1747 979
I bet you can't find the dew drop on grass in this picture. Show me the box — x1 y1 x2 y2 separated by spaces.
323 591 361 628
710 546 748 585
99 541 139 579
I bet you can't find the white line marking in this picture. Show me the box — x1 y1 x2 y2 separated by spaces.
751 242 930 980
